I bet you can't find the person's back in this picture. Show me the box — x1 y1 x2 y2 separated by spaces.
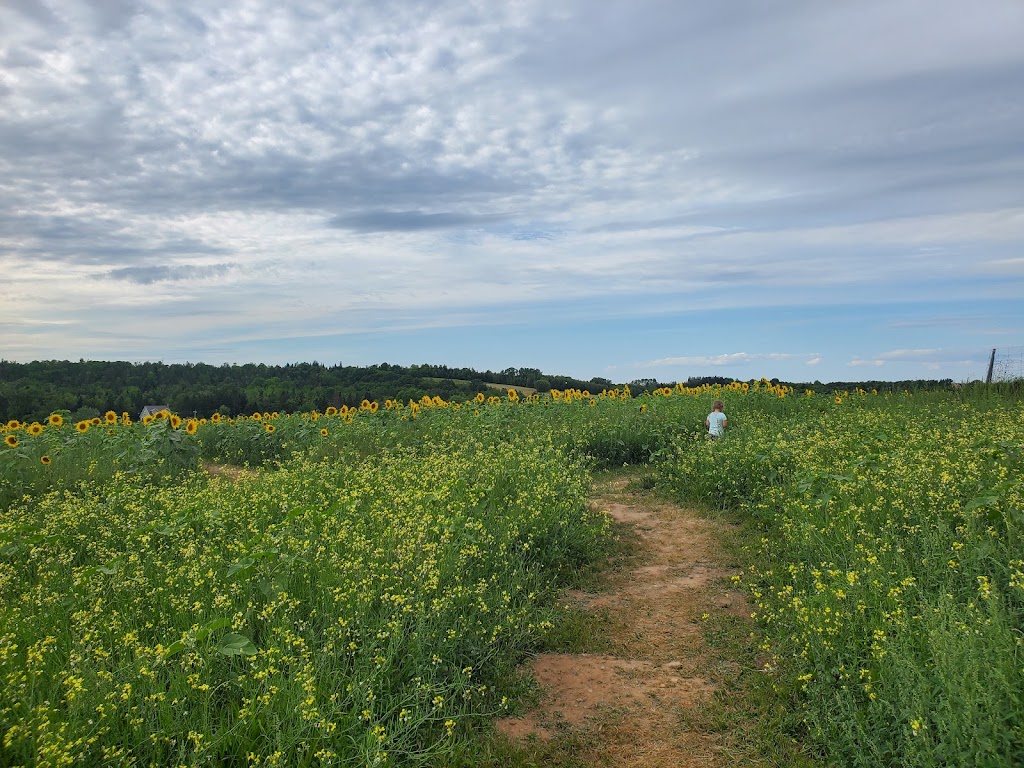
706 400 727 439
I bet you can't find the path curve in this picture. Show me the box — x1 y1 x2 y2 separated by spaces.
496 475 751 767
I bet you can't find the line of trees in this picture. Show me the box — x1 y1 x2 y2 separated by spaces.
0 359 970 423
0 360 612 423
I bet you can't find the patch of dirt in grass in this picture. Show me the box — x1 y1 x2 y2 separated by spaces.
495 475 753 767
203 462 255 481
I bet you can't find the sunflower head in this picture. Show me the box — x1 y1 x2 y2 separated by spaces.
4 435 18 448
27 422 44 436
185 420 198 435
104 411 118 424
264 423 276 433
48 413 64 427
169 414 182 429
75 420 91 433
320 428 328 437
40 455 52 465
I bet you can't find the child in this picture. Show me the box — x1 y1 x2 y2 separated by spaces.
706 399 727 440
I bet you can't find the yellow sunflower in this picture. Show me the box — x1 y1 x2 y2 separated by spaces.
169 414 182 429
185 420 198 435
48 413 64 427
264 423 276 433
40 455 52 465
75 420 90 433
320 428 328 437
27 422 44 436
4 434 18 448
104 411 118 424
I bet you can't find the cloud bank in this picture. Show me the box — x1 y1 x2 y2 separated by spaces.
1 0 1022 382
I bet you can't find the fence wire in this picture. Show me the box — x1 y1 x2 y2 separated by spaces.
990 346 1024 382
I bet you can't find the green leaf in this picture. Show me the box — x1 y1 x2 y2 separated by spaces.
194 617 232 643
964 495 998 512
226 557 256 577
96 559 122 575
217 633 257 656
162 640 187 660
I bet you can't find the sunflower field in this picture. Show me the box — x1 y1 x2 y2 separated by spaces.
1 382 1022 766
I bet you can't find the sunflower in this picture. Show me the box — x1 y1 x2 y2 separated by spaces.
360 399 371 411
104 411 118 424
185 420 198 435
211 413 222 423
4 435 18 448
142 415 154 425
320 428 329 437
48 413 64 427
325 406 338 417
169 414 182 429
40 455 51 465
90 417 101 426
75 420 90 433
251 412 262 421
264 423 276 433
475 392 485 403
369 401 379 413
835 396 843 404
27 422 44 436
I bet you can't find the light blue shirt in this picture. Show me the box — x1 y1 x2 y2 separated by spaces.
707 410 727 437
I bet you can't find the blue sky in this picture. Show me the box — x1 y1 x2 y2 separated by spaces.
2 0 1022 384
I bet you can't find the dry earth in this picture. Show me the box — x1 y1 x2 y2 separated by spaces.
495 476 753 767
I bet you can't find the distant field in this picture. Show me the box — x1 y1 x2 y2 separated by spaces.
421 376 537 395
484 382 536 395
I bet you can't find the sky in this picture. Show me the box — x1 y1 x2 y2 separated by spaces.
2 0 1023 385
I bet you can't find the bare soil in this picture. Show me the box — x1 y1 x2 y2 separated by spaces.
495 476 752 767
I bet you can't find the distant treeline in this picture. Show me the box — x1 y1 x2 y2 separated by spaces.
0 360 611 423
0 359 970 423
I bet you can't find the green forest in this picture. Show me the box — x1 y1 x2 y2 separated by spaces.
0 360 613 423
0 358 963 423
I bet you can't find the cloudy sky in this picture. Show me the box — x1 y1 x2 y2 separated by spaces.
2 0 1022 384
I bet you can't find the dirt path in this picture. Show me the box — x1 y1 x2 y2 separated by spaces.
496 475 753 767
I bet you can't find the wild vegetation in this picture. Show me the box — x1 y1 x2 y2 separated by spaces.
1 380 1021 766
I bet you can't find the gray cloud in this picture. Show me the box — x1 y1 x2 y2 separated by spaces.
105 263 236 284
328 210 508 233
